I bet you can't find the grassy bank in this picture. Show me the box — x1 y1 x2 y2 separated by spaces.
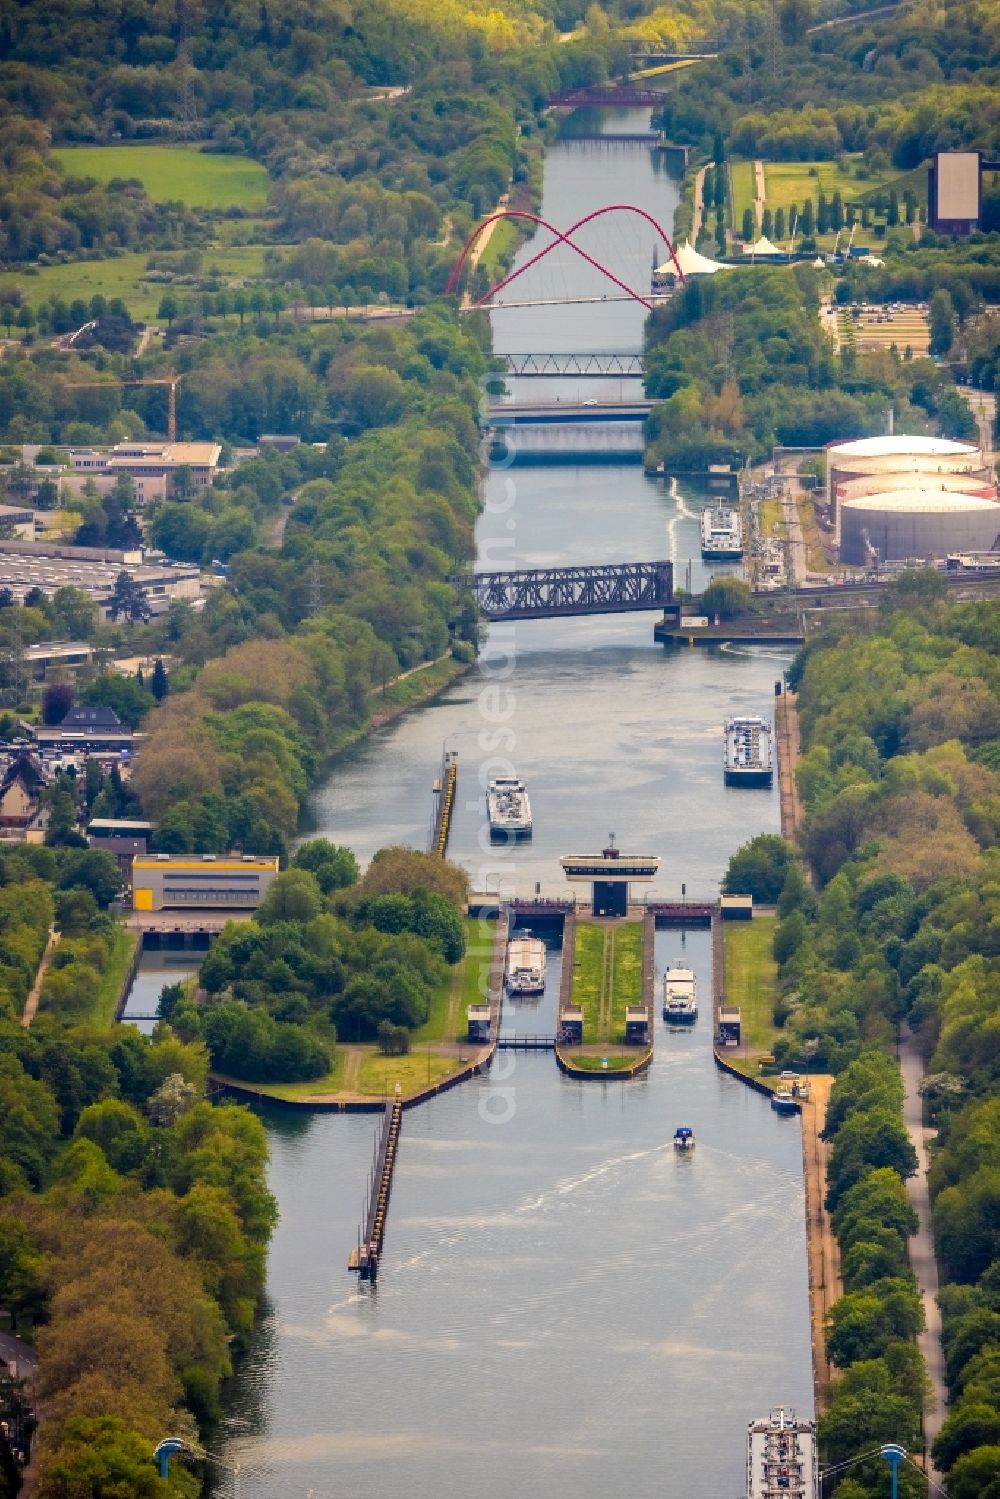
91 928 140 1028
52 145 269 208
723 916 778 1053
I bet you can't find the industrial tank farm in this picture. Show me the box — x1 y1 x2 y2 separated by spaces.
826 435 984 540
839 487 1000 566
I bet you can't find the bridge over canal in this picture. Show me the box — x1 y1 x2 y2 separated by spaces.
502 352 645 377
487 398 653 424
453 561 672 621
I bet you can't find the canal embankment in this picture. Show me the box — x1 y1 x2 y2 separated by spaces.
711 904 841 1410
775 688 804 839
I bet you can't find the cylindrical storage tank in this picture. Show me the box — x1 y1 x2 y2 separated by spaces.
826 436 982 537
840 489 1000 566
839 472 996 504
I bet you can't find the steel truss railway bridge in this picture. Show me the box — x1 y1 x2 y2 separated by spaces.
502 352 645 377
453 561 673 622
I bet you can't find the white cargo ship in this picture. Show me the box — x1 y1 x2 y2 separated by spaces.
701 504 743 559
662 965 698 1022
746 1408 818 1499
487 775 532 838
724 717 774 786
506 935 546 995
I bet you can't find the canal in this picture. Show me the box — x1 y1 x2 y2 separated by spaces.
215 108 813 1499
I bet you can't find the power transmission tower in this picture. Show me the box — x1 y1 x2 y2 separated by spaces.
307 561 324 617
765 0 783 90
175 0 200 140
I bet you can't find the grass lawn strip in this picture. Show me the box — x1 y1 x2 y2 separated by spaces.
609 922 643 1036
572 923 607 1041
52 145 268 209
728 159 757 225
358 1051 459 1096
570 1054 641 1072
723 917 779 1053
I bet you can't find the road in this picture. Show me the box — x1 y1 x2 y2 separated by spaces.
0 1328 37 1379
898 1024 947 1478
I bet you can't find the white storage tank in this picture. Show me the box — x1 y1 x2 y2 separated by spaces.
826 436 983 537
840 487 1000 566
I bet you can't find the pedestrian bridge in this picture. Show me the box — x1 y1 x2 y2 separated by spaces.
452 561 673 621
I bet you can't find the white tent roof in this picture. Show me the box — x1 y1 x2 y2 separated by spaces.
655 241 727 277
747 235 783 257
812 257 826 268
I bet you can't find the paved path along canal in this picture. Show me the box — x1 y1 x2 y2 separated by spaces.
899 1024 948 1477
216 107 814 1499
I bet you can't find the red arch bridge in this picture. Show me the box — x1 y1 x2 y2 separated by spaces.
446 204 684 311
452 561 673 622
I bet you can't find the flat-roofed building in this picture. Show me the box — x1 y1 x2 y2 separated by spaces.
131 853 280 912
467 1004 492 1043
107 441 221 494
24 641 93 681
87 817 153 881
0 540 201 615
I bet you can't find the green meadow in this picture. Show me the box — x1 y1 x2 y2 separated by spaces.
53 145 269 209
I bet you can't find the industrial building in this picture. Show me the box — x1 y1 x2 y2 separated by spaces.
825 436 986 541
131 854 280 912
68 441 221 497
0 540 202 614
927 150 1000 235
839 487 1000 567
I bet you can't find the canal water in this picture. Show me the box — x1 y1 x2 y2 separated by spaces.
216 107 813 1499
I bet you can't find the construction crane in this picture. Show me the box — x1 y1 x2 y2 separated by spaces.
61 376 181 440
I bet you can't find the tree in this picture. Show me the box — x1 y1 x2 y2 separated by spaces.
292 838 358 893
82 673 155 728
157 293 179 326
700 577 753 618
742 207 754 242
361 847 468 906
929 289 955 358
35 477 59 509
723 835 792 902
150 658 169 701
945 1445 1000 1499
42 681 74 724
107 571 151 624
933 1405 1000 1473
255 868 323 924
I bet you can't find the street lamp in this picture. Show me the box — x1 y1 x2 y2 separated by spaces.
880 1444 907 1499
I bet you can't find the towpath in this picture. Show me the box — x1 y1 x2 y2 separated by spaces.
899 1024 947 1477
21 929 60 1027
753 159 766 232
799 1075 840 1409
690 164 709 243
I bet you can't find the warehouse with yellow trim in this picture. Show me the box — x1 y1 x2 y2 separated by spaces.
131 854 280 911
